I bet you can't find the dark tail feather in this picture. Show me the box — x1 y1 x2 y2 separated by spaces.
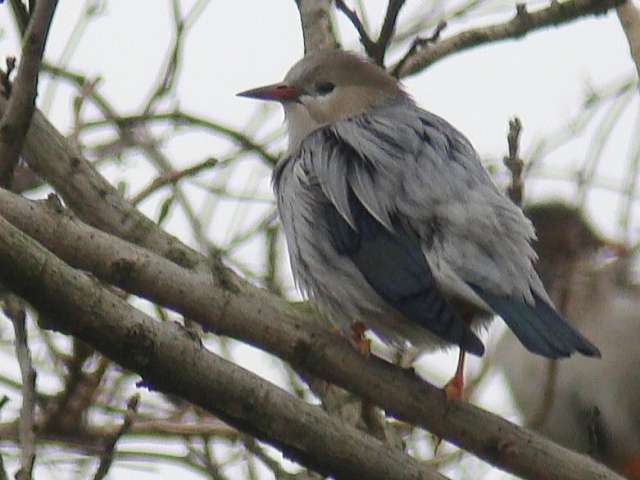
469 285 601 359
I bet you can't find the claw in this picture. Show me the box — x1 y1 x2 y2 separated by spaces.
350 321 371 356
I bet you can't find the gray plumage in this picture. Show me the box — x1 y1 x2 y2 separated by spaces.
240 49 599 360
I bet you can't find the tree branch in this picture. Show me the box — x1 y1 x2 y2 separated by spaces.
0 0 58 187
0 213 448 480
92 394 139 480
0 186 624 480
377 0 406 64
3 296 36 480
335 0 377 57
392 0 624 78
294 0 339 52
617 0 640 78
503 117 524 206
0 417 239 453
336 0 406 66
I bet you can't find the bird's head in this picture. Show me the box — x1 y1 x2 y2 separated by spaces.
238 49 405 150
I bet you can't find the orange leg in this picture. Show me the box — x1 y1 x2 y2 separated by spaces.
350 321 371 356
443 348 466 401
622 453 640 479
434 350 466 455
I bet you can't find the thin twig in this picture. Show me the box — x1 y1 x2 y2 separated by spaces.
79 110 278 166
92 394 139 480
0 395 10 480
375 0 406 65
336 0 406 65
504 117 524 206
392 21 447 78
0 0 59 187
142 0 188 115
335 0 376 56
528 360 559 428
7 0 30 35
4 295 37 480
393 0 624 78
131 156 218 205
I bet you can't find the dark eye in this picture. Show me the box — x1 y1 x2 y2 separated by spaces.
315 82 335 96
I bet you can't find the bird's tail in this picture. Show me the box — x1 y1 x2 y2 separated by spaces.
469 285 601 359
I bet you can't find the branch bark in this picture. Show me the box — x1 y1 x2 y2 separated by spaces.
0 0 58 187
0 185 624 480
617 0 640 78
392 0 624 78
0 212 447 480
294 0 339 52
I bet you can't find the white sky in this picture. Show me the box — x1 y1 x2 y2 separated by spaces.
0 1 638 479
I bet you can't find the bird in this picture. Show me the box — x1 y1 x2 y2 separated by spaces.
496 202 640 478
238 49 600 399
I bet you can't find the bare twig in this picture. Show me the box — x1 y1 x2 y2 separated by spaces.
528 360 559 428
131 156 218 205
393 0 624 78
376 0 406 64
7 0 30 36
80 111 278 166
335 0 376 56
0 395 10 480
141 0 212 115
0 416 238 452
4 295 36 480
0 0 58 187
93 394 140 480
392 21 447 78
503 117 524 206
336 0 406 65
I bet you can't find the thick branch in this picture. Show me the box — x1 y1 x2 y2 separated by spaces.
0 188 623 480
0 213 447 480
0 0 58 187
294 0 339 53
393 0 624 78
617 1 640 78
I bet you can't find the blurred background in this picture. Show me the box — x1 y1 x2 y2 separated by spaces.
0 0 638 478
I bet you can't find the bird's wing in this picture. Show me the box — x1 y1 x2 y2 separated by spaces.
295 125 484 355
318 99 599 358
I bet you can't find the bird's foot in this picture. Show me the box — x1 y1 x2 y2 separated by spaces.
350 321 371 356
443 375 464 401
443 349 466 401
622 453 640 479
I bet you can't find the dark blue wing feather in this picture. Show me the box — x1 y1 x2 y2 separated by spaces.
325 190 485 356
468 284 600 358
